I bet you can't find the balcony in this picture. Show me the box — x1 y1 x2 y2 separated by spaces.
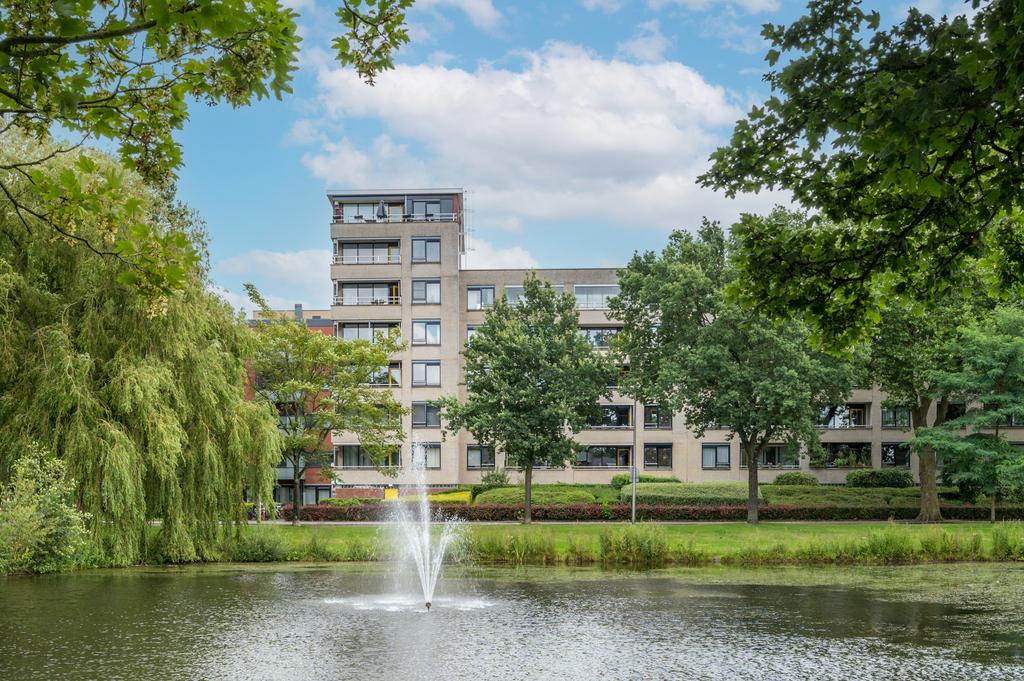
334 281 402 306
333 211 460 224
574 285 620 310
334 294 401 306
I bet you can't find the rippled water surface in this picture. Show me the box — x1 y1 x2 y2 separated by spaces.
3 563 1024 680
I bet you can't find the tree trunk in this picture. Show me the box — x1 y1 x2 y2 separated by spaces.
913 400 942 523
991 493 997 523
916 446 942 522
745 441 759 524
523 464 533 525
292 466 302 526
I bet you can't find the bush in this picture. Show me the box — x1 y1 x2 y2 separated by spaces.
426 490 472 504
760 485 922 507
771 472 819 486
620 481 761 506
474 486 596 505
320 497 381 506
481 468 510 488
610 473 681 490
846 469 915 488
229 529 286 562
0 445 95 574
599 526 669 566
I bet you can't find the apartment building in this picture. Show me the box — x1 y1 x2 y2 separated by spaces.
278 188 953 495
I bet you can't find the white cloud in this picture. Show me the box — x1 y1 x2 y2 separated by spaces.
581 0 624 12
703 17 766 54
215 249 333 309
617 20 671 62
300 42 783 236
416 0 501 29
649 0 779 12
463 237 540 270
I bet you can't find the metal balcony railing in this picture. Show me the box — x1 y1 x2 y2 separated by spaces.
332 212 460 224
333 295 402 306
333 254 401 265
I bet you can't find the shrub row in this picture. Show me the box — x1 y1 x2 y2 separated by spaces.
771 472 818 486
620 481 763 505
610 473 681 490
846 469 916 488
281 502 1024 522
474 486 596 505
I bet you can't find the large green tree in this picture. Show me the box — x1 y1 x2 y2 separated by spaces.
438 274 615 523
611 221 852 522
0 0 413 298
914 306 1024 520
700 0 1024 345
0 133 281 564
247 288 405 523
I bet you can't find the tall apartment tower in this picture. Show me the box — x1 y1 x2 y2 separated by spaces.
324 188 921 496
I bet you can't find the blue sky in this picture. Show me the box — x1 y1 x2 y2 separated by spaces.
182 0 957 310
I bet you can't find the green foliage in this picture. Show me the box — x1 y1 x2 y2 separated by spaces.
621 482 762 506
474 487 596 505
248 289 405 516
438 273 616 521
302 532 339 562
0 1 410 299
846 469 916 489
610 473 680 490
610 221 853 521
0 139 281 566
701 0 1024 344
761 486 924 508
0 445 96 574
598 526 669 567
461 530 558 565
771 472 819 486
228 529 286 563
480 468 511 488
320 497 382 506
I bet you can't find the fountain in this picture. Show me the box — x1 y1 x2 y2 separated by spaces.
392 437 462 611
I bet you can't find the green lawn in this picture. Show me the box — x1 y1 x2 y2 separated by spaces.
245 520 1024 566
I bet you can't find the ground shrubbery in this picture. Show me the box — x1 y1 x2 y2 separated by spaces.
771 472 819 486
0 446 97 574
321 497 382 506
228 528 287 562
610 474 681 490
761 485 922 507
475 486 597 505
846 469 916 488
620 481 762 505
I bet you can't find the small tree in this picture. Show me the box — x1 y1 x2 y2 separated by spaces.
438 274 615 523
247 287 405 523
914 306 1024 520
611 221 853 523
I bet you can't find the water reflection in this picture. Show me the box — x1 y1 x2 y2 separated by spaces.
2 564 1023 680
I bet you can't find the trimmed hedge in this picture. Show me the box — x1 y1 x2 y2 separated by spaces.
475 487 596 505
761 486 924 507
620 481 763 505
771 472 819 486
847 469 915 488
281 502 1024 522
610 474 681 490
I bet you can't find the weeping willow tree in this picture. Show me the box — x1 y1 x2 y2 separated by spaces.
0 132 282 565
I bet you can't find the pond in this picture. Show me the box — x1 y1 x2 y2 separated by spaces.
2 563 1023 680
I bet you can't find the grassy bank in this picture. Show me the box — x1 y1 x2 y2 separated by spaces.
234 521 1024 568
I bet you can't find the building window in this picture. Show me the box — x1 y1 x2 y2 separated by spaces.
412 279 441 304
338 281 400 306
576 445 632 467
411 238 441 263
412 361 441 387
339 321 399 343
881 443 912 468
410 197 455 221
740 444 800 468
643 444 672 469
337 241 399 264
412 402 441 428
702 444 731 470
574 284 620 310
421 443 441 469
412 320 441 345
579 327 620 348
811 443 872 468
504 284 564 305
336 445 400 468
588 405 632 429
643 404 672 430
369 362 401 387
467 286 495 310
881 406 912 429
817 403 870 428
467 445 495 469
466 326 478 343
